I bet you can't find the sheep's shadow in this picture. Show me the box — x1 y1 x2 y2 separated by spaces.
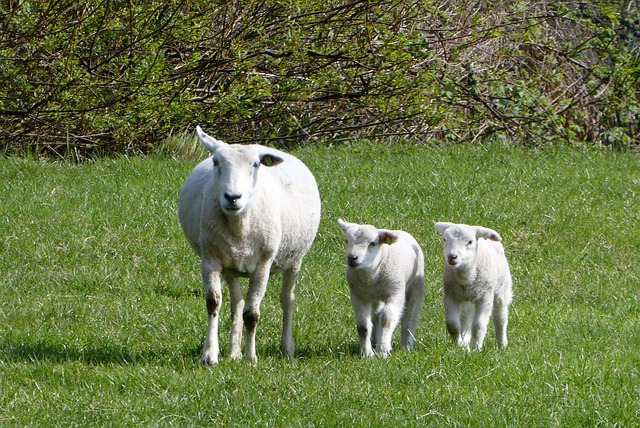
0 339 201 366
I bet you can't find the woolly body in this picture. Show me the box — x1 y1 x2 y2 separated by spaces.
179 126 321 365
338 219 425 358
435 222 513 350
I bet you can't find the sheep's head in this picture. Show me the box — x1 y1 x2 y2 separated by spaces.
197 126 283 215
338 219 398 270
434 222 501 269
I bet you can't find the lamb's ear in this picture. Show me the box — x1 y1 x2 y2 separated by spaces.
379 230 399 245
434 222 454 236
338 218 354 233
260 153 284 167
475 226 502 242
196 126 227 154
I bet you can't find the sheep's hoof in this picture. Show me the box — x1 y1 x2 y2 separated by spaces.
229 352 243 360
201 355 219 366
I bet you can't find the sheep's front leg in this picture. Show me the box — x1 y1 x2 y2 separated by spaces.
471 297 493 350
376 303 401 358
280 268 298 358
225 274 244 360
201 259 223 365
243 263 272 364
444 294 464 347
351 297 374 358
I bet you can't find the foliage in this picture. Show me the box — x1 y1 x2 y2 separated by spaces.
1 0 639 156
1 144 639 425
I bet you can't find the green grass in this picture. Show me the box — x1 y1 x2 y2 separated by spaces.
1 144 639 426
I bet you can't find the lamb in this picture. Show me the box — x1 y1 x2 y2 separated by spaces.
338 219 425 358
178 126 321 365
434 222 513 350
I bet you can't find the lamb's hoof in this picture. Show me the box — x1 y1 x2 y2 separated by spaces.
201 354 219 366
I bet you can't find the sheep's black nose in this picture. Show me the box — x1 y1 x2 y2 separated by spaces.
347 255 359 266
224 192 242 203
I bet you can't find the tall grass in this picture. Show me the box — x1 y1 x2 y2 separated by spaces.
1 144 638 426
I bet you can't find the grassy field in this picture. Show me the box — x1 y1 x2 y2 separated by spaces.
1 143 639 426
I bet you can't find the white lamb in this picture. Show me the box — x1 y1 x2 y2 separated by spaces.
178 126 321 365
338 219 425 358
434 222 513 350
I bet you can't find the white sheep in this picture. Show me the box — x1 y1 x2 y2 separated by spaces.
434 222 513 350
338 219 425 358
178 126 321 365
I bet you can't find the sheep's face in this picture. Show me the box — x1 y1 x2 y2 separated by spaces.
338 220 398 270
435 222 502 270
440 226 478 269
212 146 283 215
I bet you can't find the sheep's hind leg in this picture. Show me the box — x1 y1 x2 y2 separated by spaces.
400 280 425 350
280 268 298 358
225 274 244 360
493 296 509 348
201 260 222 365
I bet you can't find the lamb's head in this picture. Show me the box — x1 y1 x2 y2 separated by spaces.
434 222 501 269
197 126 283 215
338 219 398 269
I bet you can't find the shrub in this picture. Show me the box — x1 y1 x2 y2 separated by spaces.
1 0 638 156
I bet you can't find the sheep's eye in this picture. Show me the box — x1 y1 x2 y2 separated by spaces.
213 158 219 167
467 240 474 246
369 241 377 247
252 161 260 168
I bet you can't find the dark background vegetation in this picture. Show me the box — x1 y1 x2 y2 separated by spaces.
1 0 638 157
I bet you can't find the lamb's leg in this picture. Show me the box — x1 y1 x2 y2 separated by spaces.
225 274 244 360
444 294 464 347
280 268 298 358
351 297 374 358
471 297 493 350
377 303 401 358
459 302 473 347
201 259 223 365
243 263 272 364
400 280 425 349
493 296 509 348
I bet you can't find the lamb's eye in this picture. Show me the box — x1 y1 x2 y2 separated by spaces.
252 161 260 168
369 241 377 247
467 240 474 246
213 158 219 167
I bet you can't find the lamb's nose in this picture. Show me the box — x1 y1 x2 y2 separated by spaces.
224 192 242 203
347 255 359 265
447 254 458 264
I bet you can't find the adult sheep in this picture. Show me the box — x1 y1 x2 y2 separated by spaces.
179 126 321 365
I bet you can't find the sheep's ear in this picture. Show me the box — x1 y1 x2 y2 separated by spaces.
434 222 454 235
475 226 502 242
196 126 227 154
338 218 353 233
260 153 284 167
379 230 399 245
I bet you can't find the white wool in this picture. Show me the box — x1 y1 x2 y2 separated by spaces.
338 219 425 358
434 222 513 350
179 126 321 365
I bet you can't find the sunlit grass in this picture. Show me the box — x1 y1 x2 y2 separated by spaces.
1 144 638 426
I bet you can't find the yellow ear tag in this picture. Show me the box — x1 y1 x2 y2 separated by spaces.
381 234 394 245
262 155 273 166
